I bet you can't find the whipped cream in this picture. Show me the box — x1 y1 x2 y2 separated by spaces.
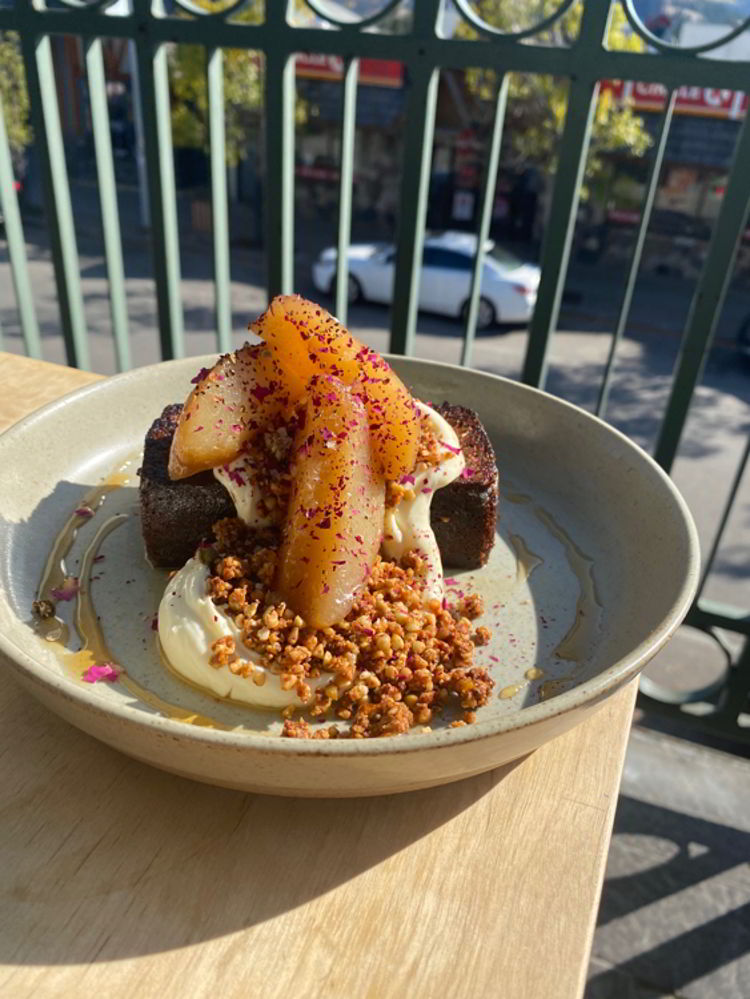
382 402 465 602
159 557 332 709
214 460 274 528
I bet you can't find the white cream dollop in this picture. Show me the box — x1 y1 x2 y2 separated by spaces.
381 402 465 602
214 458 274 528
159 557 332 709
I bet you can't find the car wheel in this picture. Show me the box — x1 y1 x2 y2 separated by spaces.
330 274 363 305
461 297 496 331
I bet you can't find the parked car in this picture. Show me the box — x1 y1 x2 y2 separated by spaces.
311 231 541 328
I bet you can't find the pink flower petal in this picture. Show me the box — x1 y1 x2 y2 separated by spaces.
191 367 211 384
82 662 120 683
74 505 94 519
251 384 272 402
50 577 79 601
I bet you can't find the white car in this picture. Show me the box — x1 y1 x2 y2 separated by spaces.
311 231 540 328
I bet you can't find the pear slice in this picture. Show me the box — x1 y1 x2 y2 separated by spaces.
275 377 385 628
168 343 295 480
251 295 419 481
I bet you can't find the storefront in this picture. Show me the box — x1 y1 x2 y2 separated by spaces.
599 81 748 277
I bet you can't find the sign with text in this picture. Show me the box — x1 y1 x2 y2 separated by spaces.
296 54 403 88
603 80 748 120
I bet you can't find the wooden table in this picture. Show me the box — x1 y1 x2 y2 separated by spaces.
0 352 637 999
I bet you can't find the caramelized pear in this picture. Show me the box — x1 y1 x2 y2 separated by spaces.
275 378 385 628
168 343 295 480
251 295 419 481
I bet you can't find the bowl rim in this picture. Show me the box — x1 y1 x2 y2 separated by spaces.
0 354 700 757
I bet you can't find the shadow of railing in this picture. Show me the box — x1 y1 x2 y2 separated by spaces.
586 795 750 996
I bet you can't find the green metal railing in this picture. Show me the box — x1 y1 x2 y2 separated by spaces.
1 0 750 741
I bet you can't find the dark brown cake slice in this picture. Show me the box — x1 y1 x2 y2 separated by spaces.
139 402 498 569
431 403 498 569
139 404 234 567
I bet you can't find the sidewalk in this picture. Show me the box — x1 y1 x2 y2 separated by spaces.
586 724 750 998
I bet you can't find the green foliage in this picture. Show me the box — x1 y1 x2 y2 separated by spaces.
170 1 312 164
459 1 651 189
0 32 31 163
169 0 264 166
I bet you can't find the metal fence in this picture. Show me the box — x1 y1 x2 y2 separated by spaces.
1 0 750 741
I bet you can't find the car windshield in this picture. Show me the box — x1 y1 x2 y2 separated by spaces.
487 245 522 270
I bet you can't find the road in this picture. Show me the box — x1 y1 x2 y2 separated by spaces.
2 203 749 696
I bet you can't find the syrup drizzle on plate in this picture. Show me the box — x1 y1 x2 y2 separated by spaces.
32 458 230 730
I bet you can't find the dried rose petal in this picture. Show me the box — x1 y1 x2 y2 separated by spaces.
251 383 273 402
460 466 474 479
190 367 211 385
440 441 462 455
82 662 120 683
50 577 79 602
74 505 94 519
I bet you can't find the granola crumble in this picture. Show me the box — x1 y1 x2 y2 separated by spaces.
206 518 494 738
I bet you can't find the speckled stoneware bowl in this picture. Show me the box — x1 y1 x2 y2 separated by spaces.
0 356 698 796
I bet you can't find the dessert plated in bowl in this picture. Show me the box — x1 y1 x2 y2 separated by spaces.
0 311 699 795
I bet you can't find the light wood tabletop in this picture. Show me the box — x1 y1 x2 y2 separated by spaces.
0 352 636 999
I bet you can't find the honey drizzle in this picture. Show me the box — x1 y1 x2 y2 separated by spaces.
34 466 229 730
508 532 542 588
533 506 602 663
34 483 122 646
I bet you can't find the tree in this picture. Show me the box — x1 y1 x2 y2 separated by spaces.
0 32 32 168
169 1 264 167
458 2 651 193
170 0 309 166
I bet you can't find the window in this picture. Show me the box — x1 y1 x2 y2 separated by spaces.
422 248 473 270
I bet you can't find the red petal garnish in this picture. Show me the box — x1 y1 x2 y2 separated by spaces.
191 367 211 384
50 577 79 601
251 384 273 402
441 441 462 455
74 505 94 519
460 466 474 479
82 662 120 683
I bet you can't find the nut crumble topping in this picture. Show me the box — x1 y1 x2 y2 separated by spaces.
205 518 494 738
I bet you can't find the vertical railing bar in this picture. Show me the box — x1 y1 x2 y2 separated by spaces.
264 28 295 300
334 57 359 326
389 0 442 356
85 37 131 372
520 74 599 388
520 2 614 389
0 93 41 359
653 98 750 472
461 74 509 369
264 54 295 299
596 90 676 419
388 66 439 356
21 32 89 369
133 0 184 360
696 433 750 598
207 46 232 352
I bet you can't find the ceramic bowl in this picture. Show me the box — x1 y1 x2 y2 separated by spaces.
0 356 699 796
